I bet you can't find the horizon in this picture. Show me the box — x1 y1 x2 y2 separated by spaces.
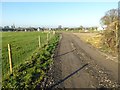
2 2 118 28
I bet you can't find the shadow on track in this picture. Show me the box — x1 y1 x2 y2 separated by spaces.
46 63 88 89
53 49 76 58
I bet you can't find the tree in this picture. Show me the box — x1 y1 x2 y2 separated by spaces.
58 25 62 30
100 9 118 30
79 25 84 30
100 9 119 53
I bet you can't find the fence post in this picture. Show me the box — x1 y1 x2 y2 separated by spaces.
115 24 118 53
53 31 55 35
8 44 12 74
38 36 41 48
47 33 49 43
49 32 51 39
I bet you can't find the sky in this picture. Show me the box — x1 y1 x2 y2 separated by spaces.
1 0 120 2
1 2 118 28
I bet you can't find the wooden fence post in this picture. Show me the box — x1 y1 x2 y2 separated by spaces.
53 31 55 35
38 36 41 48
47 33 49 43
8 44 12 74
115 24 118 53
49 32 51 39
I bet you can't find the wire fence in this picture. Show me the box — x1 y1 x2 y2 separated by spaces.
2 31 55 78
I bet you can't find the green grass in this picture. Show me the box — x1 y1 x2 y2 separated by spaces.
2 32 59 89
2 32 53 78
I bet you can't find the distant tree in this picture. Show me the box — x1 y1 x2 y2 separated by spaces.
4 26 10 29
11 24 15 29
58 25 62 30
79 25 83 30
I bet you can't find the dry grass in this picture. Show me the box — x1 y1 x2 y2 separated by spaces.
73 32 118 61
73 33 102 49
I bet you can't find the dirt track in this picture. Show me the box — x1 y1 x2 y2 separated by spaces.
53 33 118 88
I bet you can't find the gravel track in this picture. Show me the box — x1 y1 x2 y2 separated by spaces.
52 33 118 88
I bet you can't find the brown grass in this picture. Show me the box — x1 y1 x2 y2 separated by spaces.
73 33 102 49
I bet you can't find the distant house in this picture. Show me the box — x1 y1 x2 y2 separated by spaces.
83 27 89 32
97 26 103 31
37 27 40 31
97 25 107 31
49 28 52 30
37 27 44 31
84 29 88 32
66 29 68 31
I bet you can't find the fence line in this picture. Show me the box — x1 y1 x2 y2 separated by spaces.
6 31 55 73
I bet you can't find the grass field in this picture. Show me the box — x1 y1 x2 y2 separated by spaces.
2 31 59 89
2 32 53 78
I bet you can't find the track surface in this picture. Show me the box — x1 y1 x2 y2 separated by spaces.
54 33 118 88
